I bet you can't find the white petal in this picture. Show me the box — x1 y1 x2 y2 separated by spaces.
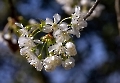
53 29 61 38
66 42 74 48
69 57 75 62
33 39 43 44
43 57 56 72
78 21 87 28
15 23 24 28
20 47 29 55
65 42 77 56
48 45 55 52
80 0 90 5
62 57 75 70
46 18 53 25
59 22 68 31
44 64 56 72
26 54 36 62
35 60 43 71
18 37 28 48
53 55 62 66
19 29 28 37
68 29 74 34
75 6 80 14
42 25 52 33
68 27 80 38
75 29 80 38
63 33 71 42
18 37 35 48
53 13 61 23
56 36 63 43
29 19 38 24
62 5 74 14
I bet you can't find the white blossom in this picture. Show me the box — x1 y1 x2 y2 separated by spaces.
18 36 35 48
35 59 43 71
62 5 74 14
29 56 43 71
42 13 61 33
56 0 73 5
53 29 70 43
15 23 24 28
15 5 85 71
43 56 57 72
20 46 43 71
19 29 28 37
44 64 55 72
53 23 71 42
33 39 43 44
43 55 62 72
56 0 74 14
65 42 77 56
15 23 29 37
20 47 30 56
29 19 38 24
51 55 62 66
69 6 87 38
48 42 65 55
62 57 75 70
80 0 91 5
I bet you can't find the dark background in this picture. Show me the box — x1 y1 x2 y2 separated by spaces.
0 0 120 83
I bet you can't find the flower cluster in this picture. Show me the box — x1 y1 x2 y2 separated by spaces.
15 23 43 71
56 0 104 20
16 6 87 72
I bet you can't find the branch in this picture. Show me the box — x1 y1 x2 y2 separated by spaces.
115 0 120 35
8 0 18 21
84 0 100 20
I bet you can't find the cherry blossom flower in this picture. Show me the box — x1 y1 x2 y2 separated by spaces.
62 57 75 70
43 55 62 72
53 23 71 43
42 13 61 33
65 42 77 56
69 6 87 38
48 42 65 55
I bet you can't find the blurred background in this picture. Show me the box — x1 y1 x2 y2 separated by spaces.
0 0 120 83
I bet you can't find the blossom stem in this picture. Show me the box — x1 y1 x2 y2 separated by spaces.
32 30 41 37
30 28 38 36
60 17 72 24
46 42 49 57
38 42 46 59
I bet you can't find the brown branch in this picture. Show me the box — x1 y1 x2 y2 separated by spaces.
84 0 100 20
115 0 120 35
2 0 20 53
8 0 18 21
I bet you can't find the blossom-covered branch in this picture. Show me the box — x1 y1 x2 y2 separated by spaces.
15 0 101 72
56 0 103 20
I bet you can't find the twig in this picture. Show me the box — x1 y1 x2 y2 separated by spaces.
84 0 100 20
115 0 120 35
2 0 19 53
8 0 18 21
